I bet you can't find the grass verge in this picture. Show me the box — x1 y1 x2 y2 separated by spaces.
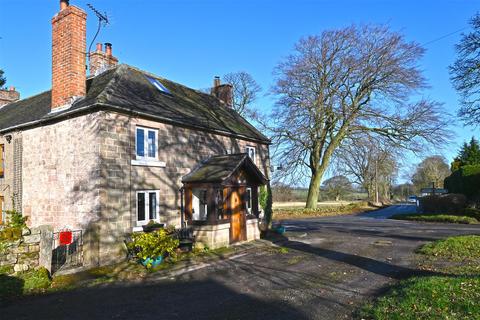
273 202 375 220
0 267 51 301
359 276 480 320
391 212 479 224
359 235 480 319
417 235 480 261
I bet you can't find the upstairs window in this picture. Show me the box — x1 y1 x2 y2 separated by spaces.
0 144 4 178
246 146 256 163
136 127 158 160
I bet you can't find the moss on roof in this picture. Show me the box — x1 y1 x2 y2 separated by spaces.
0 64 269 143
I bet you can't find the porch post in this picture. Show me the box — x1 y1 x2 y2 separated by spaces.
184 187 193 222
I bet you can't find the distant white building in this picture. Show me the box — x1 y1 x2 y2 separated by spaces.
420 188 448 197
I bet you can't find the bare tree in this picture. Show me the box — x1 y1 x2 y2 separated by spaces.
267 24 450 209
450 14 480 125
411 156 451 191
336 136 398 202
222 72 261 117
321 175 352 201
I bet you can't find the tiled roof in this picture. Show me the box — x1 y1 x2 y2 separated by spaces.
0 65 270 143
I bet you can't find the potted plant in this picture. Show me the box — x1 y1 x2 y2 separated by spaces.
127 228 179 269
142 220 165 233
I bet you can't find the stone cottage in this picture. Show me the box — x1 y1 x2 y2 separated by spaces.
0 0 270 267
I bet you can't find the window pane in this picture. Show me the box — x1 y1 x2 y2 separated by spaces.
149 192 157 220
246 189 252 209
136 129 145 157
137 193 145 221
247 147 255 160
148 131 156 158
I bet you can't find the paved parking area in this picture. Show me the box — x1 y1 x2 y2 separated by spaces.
2 205 479 319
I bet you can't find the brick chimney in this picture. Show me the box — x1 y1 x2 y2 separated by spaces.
211 76 233 107
51 0 87 110
89 42 119 76
0 86 20 107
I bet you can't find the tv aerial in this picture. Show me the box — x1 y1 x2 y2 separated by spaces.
86 3 110 59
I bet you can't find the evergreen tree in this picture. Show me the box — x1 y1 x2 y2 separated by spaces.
458 137 480 166
0 69 6 88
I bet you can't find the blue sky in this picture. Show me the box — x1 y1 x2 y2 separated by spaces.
0 0 479 183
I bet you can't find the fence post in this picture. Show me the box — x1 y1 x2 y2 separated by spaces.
38 225 54 274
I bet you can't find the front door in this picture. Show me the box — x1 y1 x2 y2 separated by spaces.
230 188 245 243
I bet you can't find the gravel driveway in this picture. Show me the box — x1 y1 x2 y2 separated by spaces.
2 204 479 319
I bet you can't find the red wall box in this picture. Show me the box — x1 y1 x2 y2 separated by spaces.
59 231 73 246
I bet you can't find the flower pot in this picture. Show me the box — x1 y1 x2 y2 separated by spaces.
142 223 165 233
141 256 163 268
178 240 193 252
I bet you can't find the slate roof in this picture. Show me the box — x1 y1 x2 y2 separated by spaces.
182 153 268 184
0 64 270 143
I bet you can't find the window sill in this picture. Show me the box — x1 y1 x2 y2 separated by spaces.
131 159 166 167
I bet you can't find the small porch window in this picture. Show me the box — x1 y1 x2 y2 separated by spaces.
192 189 208 221
136 190 160 226
246 187 252 213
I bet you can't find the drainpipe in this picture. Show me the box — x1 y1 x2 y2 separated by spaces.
180 187 185 228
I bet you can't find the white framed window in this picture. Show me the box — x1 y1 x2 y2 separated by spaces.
136 190 160 226
192 188 208 221
246 146 256 163
135 126 158 161
246 187 252 213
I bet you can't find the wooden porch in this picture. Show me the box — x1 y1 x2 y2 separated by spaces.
182 153 267 245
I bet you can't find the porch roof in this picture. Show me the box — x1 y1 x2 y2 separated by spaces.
182 153 268 185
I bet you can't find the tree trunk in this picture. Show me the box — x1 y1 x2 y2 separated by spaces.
306 169 323 209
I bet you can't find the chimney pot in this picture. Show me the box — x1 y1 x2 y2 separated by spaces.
51 1 87 109
105 43 112 56
60 0 69 10
213 76 221 88
96 43 103 52
9 86 15 91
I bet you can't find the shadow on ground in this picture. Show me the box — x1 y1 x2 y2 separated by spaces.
0 278 308 320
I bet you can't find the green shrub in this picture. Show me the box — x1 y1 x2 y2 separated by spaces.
19 267 51 293
0 265 14 275
127 229 179 268
6 210 27 229
464 208 480 220
445 165 480 200
0 210 27 244
418 194 466 214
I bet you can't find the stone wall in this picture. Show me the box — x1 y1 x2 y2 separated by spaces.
193 223 231 249
246 218 261 242
14 109 268 267
22 112 102 231
0 228 41 273
94 112 267 261
97 112 270 262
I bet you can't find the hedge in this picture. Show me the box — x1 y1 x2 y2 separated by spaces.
444 165 480 199
418 194 467 214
